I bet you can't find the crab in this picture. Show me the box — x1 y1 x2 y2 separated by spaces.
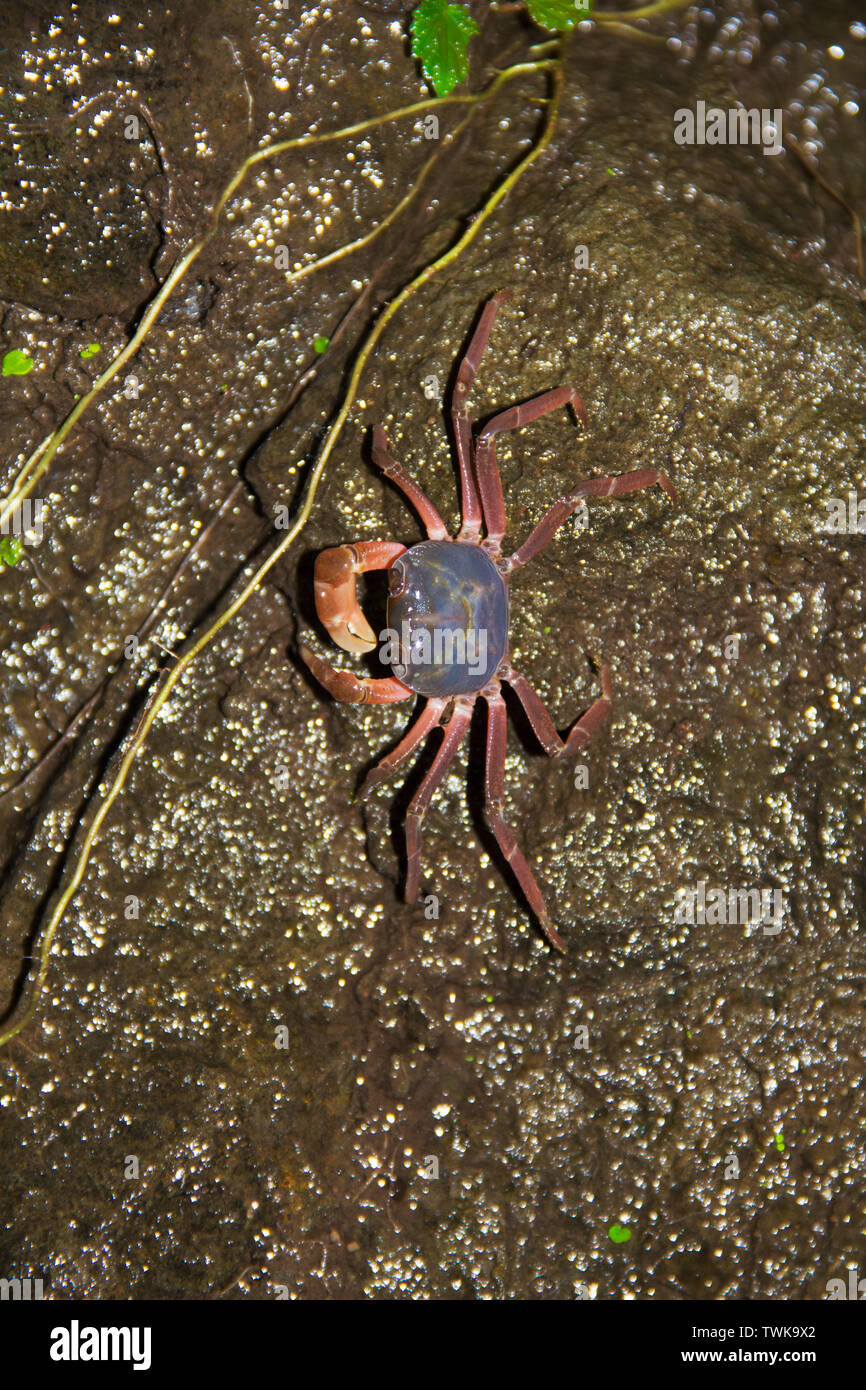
300 290 676 950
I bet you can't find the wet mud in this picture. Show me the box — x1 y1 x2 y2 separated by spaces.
0 1 864 1298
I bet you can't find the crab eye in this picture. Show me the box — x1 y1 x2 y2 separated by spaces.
388 560 407 596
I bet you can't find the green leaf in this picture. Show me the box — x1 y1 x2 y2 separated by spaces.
525 0 592 31
0 536 24 567
410 0 479 96
3 348 34 376
608 1222 632 1244
80 343 101 359
313 335 330 354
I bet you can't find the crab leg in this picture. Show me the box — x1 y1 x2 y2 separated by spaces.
474 386 588 549
506 468 677 572
371 426 449 540
404 696 475 903
452 290 512 541
483 687 565 952
358 696 448 798
300 645 411 705
503 664 613 756
313 540 406 655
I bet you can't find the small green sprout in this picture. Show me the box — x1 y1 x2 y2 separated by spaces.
410 0 479 96
409 0 589 96
3 349 34 376
609 1222 631 1244
80 343 101 360
526 1 593 31
0 536 24 567
313 336 330 354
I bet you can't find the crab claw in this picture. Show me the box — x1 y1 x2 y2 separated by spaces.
300 645 410 705
313 541 409 654
312 541 405 655
314 547 376 654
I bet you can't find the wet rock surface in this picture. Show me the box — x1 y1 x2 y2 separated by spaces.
0 2 864 1299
